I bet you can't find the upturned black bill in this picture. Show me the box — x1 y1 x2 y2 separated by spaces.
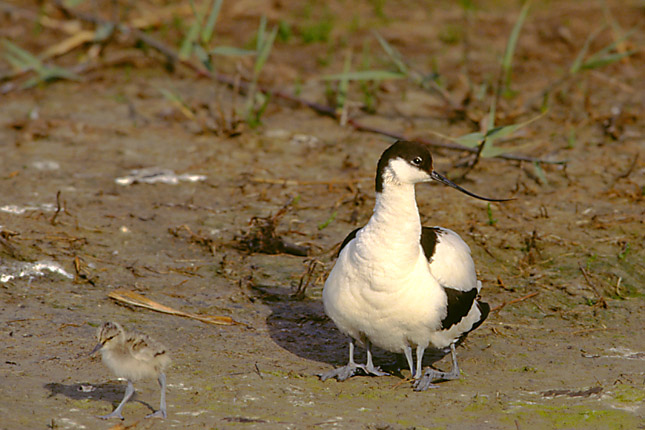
430 171 513 202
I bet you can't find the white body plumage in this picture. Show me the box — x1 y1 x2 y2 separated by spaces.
321 141 499 390
323 183 484 354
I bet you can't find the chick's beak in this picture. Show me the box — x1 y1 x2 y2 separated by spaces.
90 342 103 356
430 171 513 202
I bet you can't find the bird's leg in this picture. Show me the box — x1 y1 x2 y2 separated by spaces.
364 340 389 377
99 380 134 420
414 345 425 380
145 372 167 419
404 346 415 378
320 338 388 381
318 338 361 381
319 339 361 381
414 343 460 392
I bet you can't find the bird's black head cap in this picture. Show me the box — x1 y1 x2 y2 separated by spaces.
375 140 433 192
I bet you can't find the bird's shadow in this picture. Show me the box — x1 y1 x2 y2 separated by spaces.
250 284 449 377
44 382 155 413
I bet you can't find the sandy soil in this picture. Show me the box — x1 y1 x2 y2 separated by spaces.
1 1 644 429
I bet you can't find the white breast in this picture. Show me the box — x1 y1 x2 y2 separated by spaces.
323 234 446 353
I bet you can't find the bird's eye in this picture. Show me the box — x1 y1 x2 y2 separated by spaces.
412 157 422 165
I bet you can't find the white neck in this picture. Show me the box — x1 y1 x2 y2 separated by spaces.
358 182 422 266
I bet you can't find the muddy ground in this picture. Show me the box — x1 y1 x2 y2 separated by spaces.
1 1 644 429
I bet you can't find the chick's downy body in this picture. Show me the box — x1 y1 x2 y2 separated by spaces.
99 328 170 381
92 322 170 419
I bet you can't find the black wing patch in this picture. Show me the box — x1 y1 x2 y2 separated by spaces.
469 300 490 333
337 227 361 258
420 227 443 262
456 300 490 344
441 287 478 330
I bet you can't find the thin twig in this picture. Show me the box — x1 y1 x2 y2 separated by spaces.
249 176 370 186
50 190 62 226
459 134 488 179
611 152 639 185
571 327 608 336
292 259 323 299
578 263 608 308
254 363 264 379
491 291 539 313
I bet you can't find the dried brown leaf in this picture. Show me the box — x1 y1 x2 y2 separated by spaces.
108 289 242 326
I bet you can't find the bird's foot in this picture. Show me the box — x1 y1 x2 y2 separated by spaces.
319 362 389 382
319 362 364 381
413 377 440 391
98 411 124 420
413 367 460 392
146 409 167 419
364 362 389 377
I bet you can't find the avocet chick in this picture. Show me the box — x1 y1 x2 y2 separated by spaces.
91 322 171 419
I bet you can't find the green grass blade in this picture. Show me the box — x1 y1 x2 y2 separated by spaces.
336 49 352 111
210 46 256 56
193 43 212 70
318 211 337 230
159 88 184 104
201 0 223 44
2 39 42 71
533 161 548 185
245 19 277 125
39 66 81 82
188 0 201 22
455 132 485 148
5 51 29 71
373 31 408 75
485 111 545 141
322 70 405 81
582 50 637 70
481 140 541 158
569 25 605 74
21 76 41 89
159 88 195 119
502 1 531 88
481 112 545 157
480 145 510 158
20 65 80 89
486 203 497 226
589 28 635 60
179 21 200 60
487 86 498 130
580 28 637 70
254 26 277 77
256 16 267 52
94 23 115 42
455 111 545 155
63 0 86 6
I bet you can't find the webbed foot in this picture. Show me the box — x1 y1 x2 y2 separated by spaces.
413 368 458 391
146 409 167 419
319 362 389 382
319 362 365 381
413 343 460 391
98 411 124 420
